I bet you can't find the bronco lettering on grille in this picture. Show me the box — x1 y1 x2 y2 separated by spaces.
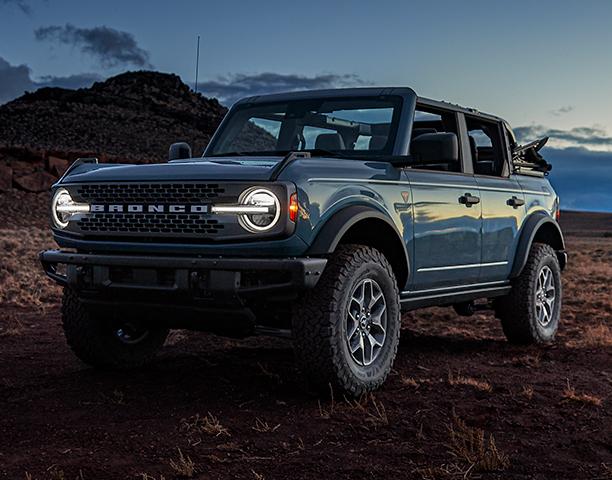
90 204 209 213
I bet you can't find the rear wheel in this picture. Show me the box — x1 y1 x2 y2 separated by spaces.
292 245 401 396
61 288 169 369
494 243 562 344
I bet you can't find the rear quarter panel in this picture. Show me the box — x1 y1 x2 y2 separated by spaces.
516 174 558 218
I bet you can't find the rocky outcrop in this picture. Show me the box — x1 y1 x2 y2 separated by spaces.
0 70 227 163
13 170 57 193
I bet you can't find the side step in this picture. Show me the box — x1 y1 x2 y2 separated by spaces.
400 283 511 312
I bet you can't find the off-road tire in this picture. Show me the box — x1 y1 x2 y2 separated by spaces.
62 288 169 369
292 244 401 397
494 243 562 344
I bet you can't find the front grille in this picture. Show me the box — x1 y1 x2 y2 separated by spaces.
76 183 226 203
63 181 288 242
77 213 224 235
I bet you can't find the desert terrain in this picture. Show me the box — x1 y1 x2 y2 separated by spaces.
0 195 610 480
0 74 610 479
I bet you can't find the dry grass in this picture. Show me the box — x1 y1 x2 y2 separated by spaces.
401 376 419 387
169 448 196 478
508 353 541 368
568 324 612 348
447 416 510 473
252 417 280 433
256 362 282 383
180 412 231 439
0 317 26 337
448 371 492 393
251 470 265 480
46 466 65 480
562 380 603 407
317 384 336 419
0 228 60 308
138 475 166 480
345 394 389 428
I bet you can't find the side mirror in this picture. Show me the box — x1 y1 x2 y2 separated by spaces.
410 132 459 165
168 142 192 161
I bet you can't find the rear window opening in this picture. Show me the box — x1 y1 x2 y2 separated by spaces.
466 116 506 177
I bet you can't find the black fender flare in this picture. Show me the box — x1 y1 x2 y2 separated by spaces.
307 205 411 285
510 211 566 278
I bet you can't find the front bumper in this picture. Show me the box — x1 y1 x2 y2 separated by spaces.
39 249 327 295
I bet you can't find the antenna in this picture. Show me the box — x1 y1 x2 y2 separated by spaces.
194 35 200 94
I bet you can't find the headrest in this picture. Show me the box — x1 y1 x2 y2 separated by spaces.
368 135 387 150
468 135 478 162
410 132 459 164
315 133 345 151
412 128 437 139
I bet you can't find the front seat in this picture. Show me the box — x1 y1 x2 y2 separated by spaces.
315 133 345 151
368 135 387 150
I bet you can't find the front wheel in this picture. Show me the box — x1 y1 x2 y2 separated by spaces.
494 243 562 344
61 288 169 369
292 245 401 397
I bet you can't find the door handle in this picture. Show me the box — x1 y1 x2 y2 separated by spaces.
458 193 480 207
507 196 525 208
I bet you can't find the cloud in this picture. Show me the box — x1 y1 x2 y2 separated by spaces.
0 0 31 14
198 72 365 105
549 105 574 117
514 124 612 150
0 57 35 103
35 23 152 68
0 56 100 104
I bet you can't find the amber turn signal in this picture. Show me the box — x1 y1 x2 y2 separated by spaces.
289 192 298 222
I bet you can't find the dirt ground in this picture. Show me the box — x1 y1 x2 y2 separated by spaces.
0 196 610 480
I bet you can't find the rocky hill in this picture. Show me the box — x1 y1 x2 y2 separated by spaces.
0 71 230 191
0 71 227 162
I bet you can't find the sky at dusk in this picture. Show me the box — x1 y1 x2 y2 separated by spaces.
1 0 611 210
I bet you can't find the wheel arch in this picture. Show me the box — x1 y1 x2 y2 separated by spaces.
510 212 566 278
307 205 410 289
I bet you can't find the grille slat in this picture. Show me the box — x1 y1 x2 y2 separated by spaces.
76 183 226 203
78 213 224 235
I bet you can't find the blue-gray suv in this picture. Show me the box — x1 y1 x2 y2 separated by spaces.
40 87 567 396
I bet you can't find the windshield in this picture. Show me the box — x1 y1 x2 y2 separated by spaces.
206 96 403 158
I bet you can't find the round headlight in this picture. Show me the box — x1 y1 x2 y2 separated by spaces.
51 188 73 229
51 188 89 229
238 188 280 232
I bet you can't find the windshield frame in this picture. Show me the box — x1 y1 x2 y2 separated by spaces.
204 94 405 159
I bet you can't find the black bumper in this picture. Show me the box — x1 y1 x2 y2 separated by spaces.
39 249 327 295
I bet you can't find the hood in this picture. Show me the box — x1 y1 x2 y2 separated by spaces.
61 157 282 183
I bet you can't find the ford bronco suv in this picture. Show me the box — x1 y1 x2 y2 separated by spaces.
40 87 566 396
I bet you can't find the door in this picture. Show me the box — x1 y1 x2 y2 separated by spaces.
475 175 526 282
466 117 527 283
405 104 483 291
407 170 482 290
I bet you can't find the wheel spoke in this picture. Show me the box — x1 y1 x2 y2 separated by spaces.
368 332 383 348
353 282 365 309
349 333 361 354
369 289 384 310
345 277 388 366
360 334 367 365
347 311 359 340
534 265 556 327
